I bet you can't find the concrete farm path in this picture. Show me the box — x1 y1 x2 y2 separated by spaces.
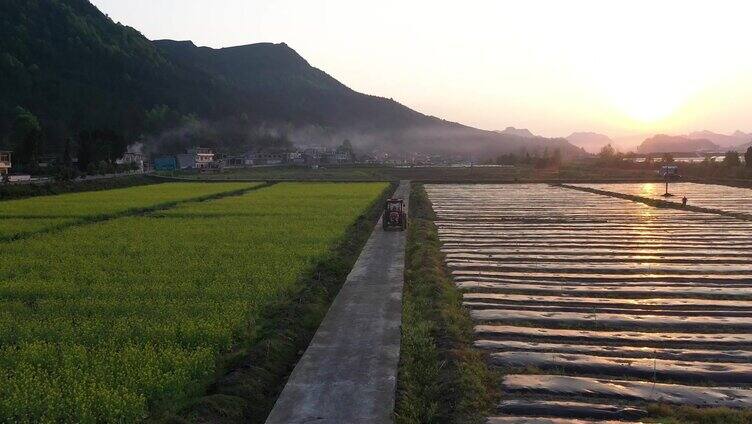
266 181 410 424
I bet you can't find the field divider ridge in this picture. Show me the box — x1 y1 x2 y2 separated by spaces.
150 174 388 183
0 182 273 243
556 183 752 221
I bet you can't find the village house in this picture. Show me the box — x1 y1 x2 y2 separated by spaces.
117 151 148 172
286 151 305 165
241 147 351 167
37 155 58 169
332 151 352 164
245 151 285 166
0 151 12 175
177 147 214 169
222 154 245 168
153 156 177 171
319 149 352 165
302 148 321 165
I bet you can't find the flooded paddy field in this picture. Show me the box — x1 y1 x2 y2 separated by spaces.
425 183 752 422
570 182 752 216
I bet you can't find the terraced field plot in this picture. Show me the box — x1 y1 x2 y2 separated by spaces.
0 182 387 422
426 183 752 422
571 182 752 216
0 182 254 239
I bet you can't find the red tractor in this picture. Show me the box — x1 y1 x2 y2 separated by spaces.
383 198 407 231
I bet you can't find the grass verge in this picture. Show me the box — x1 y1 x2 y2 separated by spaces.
647 404 752 424
165 182 397 423
394 183 499 424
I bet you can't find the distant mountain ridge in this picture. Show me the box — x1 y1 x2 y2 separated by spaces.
687 130 751 149
736 140 752 152
631 131 752 154
563 130 751 155
566 132 614 154
0 0 585 159
637 135 719 154
497 127 536 138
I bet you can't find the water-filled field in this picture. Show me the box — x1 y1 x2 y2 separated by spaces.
0 182 387 422
571 182 752 215
0 182 254 239
426 183 752 422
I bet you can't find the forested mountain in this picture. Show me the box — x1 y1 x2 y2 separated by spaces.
151 40 584 158
153 40 432 131
0 0 240 148
0 0 584 169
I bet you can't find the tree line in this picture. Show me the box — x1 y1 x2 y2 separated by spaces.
484 148 563 168
594 143 752 168
589 143 752 181
3 106 136 178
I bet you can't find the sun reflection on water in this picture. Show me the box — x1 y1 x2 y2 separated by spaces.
640 183 659 197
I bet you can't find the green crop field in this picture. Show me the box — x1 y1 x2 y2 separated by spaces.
0 217 74 240
0 182 388 422
0 182 255 240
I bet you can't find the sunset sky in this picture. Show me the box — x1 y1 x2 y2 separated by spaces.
92 0 752 140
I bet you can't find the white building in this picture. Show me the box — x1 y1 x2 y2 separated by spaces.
0 151 11 175
177 147 215 169
188 147 214 169
116 151 147 172
245 151 285 166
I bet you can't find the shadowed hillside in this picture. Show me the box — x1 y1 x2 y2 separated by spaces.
152 40 585 157
0 0 585 159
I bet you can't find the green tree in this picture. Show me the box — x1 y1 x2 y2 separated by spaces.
54 137 78 180
661 152 675 164
11 107 44 170
54 163 77 181
745 146 752 168
78 131 98 172
78 129 126 172
144 105 171 134
337 139 355 157
550 148 562 167
723 151 741 167
62 137 74 167
598 144 616 161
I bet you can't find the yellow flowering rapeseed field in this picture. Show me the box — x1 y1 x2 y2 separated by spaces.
0 182 255 240
0 182 387 422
